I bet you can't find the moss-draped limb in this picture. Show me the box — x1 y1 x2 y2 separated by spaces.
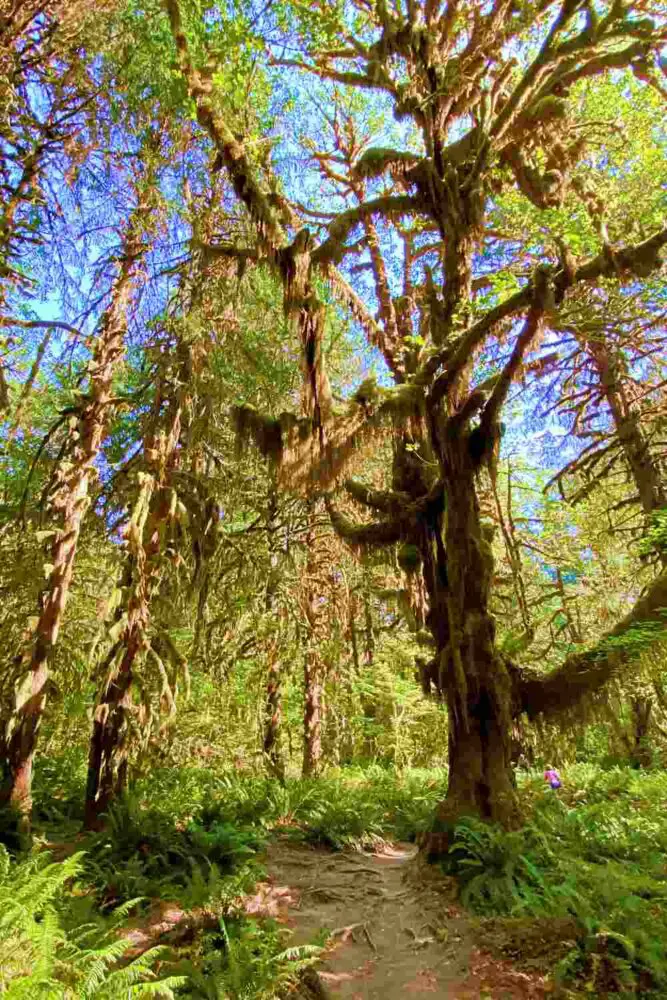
326 503 408 549
233 381 424 491
344 479 412 515
231 405 288 463
426 226 667 402
352 147 422 182
519 569 667 721
313 195 423 266
165 0 284 253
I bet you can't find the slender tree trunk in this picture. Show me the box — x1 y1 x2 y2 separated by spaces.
348 596 360 673
588 340 665 519
84 473 175 827
262 475 285 780
302 500 327 777
1 214 148 818
363 589 374 666
263 641 284 779
629 696 653 769
302 653 323 776
491 461 532 636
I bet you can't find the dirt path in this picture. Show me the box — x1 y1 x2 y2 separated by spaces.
259 839 554 999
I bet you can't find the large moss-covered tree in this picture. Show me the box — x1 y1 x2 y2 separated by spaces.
162 0 667 839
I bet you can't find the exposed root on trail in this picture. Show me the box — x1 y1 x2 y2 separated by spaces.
263 838 555 999
109 838 558 997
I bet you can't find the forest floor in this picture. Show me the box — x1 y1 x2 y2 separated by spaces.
254 838 554 999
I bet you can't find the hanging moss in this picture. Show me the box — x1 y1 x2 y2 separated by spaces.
377 383 424 419
232 404 283 460
353 147 421 181
398 542 422 574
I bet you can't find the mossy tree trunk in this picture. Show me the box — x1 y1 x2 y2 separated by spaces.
84 475 175 827
2 208 149 820
434 432 519 835
262 474 285 780
302 499 327 777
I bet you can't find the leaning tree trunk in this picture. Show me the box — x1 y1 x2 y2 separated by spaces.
587 339 665 764
587 339 666 521
1 212 148 818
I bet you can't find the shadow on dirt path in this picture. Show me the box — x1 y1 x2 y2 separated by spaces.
259 838 554 999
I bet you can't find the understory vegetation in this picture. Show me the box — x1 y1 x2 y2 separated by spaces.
4 760 667 997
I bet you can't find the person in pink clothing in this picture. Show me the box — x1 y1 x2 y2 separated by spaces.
544 767 561 790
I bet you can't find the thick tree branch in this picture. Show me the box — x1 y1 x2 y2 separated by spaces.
313 196 422 265
479 268 551 432
520 569 667 720
344 478 412 515
326 500 408 548
323 263 404 377
165 0 285 252
426 226 667 401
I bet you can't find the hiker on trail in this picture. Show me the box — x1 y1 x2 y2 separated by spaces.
544 767 561 790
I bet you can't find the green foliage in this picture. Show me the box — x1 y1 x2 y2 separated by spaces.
641 507 667 559
32 747 88 826
82 793 265 907
445 818 551 915
0 845 184 998
447 767 667 995
332 634 449 769
175 917 321 1000
133 764 446 851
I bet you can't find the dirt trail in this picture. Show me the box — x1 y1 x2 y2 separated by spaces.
260 839 553 999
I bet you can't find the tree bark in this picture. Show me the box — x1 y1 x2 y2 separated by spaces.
431 431 519 842
587 338 665 519
302 500 327 777
262 475 285 780
1 212 148 818
84 472 175 827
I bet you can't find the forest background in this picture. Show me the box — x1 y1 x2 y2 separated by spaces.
1 0 667 997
